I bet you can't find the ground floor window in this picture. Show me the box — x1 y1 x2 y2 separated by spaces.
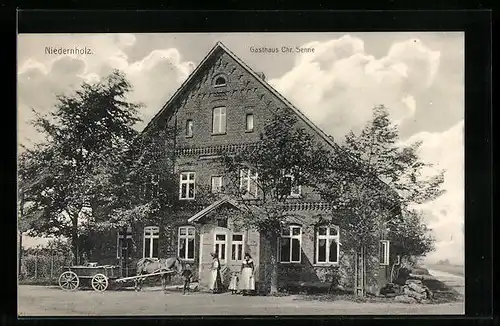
143 226 159 258
178 226 195 260
316 225 339 264
116 227 132 259
279 225 302 263
231 234 244 261
214 233 227 262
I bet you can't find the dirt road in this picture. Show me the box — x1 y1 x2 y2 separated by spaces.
425 267 465 295
18 285 464 316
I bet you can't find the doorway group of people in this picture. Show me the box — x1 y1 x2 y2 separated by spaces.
209 252 256 295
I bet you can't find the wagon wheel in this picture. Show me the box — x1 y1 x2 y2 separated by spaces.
91 274 109 292
59 271 79 291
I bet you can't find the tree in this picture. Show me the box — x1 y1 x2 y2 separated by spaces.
387 209 435 262
18 70 143 264
106 125 179 229
218 107 332 294
318 105 444 295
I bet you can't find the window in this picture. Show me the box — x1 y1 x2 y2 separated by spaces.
185 120 193 137
178 226 195 260
245 114 254 132
211 176 223 193
151 174 160 198
231 234 244 261
240 169 258 197
279 225 302 263
316 225 339 264
179 172 195 200
217 218 228 228
212 107 227 134
379 240 390 266
117 236 124 259
283 172 301 197
214 233 227 261
140 174 160 200
214 76 227 87
143 226 159 258
116 227 132 259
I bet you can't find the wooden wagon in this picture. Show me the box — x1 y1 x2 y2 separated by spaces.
58 263 121 292
58 262 176 292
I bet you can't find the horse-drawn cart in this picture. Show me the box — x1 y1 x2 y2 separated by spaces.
58 264 122 292
58 259 182 292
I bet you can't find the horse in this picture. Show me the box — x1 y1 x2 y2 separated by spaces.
134 257 184 293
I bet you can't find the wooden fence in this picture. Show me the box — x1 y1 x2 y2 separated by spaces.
20 253 73 282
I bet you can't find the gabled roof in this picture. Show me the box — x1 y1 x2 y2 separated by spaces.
143 41 398 201
187 196 245 223
141 41 341 153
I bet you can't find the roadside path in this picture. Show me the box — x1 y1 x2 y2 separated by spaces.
425 267 465 295
18 285 464 316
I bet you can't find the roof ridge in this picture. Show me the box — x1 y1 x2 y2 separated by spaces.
141 41 223 134
141 41 340 153
216 42 341 152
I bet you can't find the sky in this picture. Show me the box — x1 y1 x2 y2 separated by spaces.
17 32 464 265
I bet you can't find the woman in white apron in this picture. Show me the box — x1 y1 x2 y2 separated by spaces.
209 252 223 294
239 253 255 295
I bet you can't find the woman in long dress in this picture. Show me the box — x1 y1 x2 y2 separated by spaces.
209 252 223 294
239 253 255 295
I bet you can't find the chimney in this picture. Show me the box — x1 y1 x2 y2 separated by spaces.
256 72 266 81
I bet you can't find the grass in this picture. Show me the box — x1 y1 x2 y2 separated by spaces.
19 279 58 286
295 293 395 304
430 289 463 304
295 289 462 305
425 264 464 277
293 276 464 305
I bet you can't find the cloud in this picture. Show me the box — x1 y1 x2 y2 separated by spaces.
405 120 464 265
17 34 195 148
270 35 460 264
401 95 416 119
123 49 196 128
269 35 441 142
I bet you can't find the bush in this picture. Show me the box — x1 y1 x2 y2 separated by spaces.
20 253 73 281
411 267 430 275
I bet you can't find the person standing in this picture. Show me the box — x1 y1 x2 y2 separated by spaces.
209 252 223 294
239 253 255 295
181 264 193 295
228 271 239 294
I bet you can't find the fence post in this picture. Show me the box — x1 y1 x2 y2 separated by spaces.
51 251 54 280
34 254 38 279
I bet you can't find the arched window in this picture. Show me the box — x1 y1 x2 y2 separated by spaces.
315 225 339 264
214 76 227 87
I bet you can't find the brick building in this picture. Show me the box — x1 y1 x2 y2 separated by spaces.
108 42 397 295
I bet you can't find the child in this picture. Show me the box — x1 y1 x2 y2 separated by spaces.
228 271 239 294
181 264 193 295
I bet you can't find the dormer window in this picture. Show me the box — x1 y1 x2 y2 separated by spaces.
214 76 227 87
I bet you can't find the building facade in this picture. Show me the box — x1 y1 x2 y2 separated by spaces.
105 42 396 294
